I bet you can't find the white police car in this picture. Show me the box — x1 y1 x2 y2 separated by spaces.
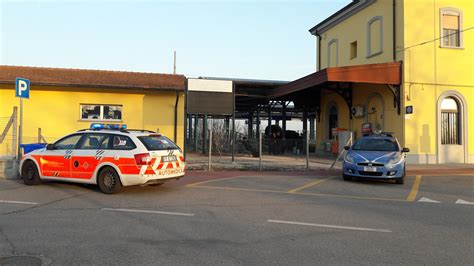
19 124 185 194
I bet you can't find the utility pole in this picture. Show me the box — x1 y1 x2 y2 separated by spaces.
173 51 177 74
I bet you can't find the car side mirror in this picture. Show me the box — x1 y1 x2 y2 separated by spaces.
46 144 55 150
344 146 350 151
402 147 410 153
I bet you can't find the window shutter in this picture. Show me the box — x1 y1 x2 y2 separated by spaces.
443 14 459 30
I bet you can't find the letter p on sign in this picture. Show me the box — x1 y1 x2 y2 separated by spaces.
15 77 30 99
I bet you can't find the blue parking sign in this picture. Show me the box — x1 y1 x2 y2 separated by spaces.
15 77 30 99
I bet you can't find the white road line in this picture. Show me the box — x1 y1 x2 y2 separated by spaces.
455 199 474 205
418 197 441 203
101 208 195 217
267 219 392 233
0 200 39 205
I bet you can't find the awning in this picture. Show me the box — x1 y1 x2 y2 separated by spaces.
269 61 401 98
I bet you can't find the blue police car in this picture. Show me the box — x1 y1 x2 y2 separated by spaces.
342 133 409 184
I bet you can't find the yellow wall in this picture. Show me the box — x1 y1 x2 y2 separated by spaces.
315 0 404 151
319 0 397 69
0 84 185 152
402 0 474 163
316 84 403 145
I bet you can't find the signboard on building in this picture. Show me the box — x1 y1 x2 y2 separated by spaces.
15 77 30 99
187 78 233 115
362 123 373 134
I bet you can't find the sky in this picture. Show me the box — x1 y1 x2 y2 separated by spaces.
0 0 349 81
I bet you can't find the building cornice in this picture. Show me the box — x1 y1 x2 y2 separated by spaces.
309 0 376 36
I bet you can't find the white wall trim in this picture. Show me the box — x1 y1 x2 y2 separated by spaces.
439 7 464 48
327 38 339 67
436 90 469 163
406 154 438 165
367 16 383 58
365 92 385 131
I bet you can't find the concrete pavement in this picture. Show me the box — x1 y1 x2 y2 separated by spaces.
0 171 472 265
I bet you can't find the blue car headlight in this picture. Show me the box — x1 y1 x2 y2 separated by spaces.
344 153 355 164
386 155 402 168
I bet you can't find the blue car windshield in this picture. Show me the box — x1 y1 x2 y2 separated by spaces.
352 139 399 151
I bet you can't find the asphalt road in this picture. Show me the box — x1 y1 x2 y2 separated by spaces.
0 172 473 265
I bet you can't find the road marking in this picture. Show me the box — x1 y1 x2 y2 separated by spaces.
190 185 408 202
186 176 244 187
455 199 474 205
267 219 392 233
418 197 441 203
0 200 39 205
407 173 474 177
288 176 334 193
101 208 195 217
406 175 422 202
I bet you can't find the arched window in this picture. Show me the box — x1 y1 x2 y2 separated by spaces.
441 97 460 144
367 16 383 57
440 8 463 48
327 39 338 67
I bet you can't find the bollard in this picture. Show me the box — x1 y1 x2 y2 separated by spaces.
306 130 309 170
208 129 212 171
259 132 262 171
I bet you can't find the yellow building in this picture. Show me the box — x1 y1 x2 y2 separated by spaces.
277 0 473 164
0 66 186 158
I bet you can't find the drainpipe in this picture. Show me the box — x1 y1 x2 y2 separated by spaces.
393 0 396 61
174 91 179 143
317 34 322 71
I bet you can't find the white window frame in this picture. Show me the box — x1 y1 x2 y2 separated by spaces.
367 16 383 58
440 7 463 49
327 38 339 68
79 104 123 122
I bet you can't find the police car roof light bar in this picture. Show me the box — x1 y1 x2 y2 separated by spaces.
90 123 127 131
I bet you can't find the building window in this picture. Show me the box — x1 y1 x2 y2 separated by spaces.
440 8 462 48
367 16 383 57
80 104 123 121
441 97 460 145
350 41 357 59
327 39 338 67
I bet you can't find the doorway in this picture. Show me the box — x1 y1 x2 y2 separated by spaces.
438 93 467 163
327 104 338 139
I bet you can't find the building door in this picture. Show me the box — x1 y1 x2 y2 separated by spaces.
366 93 384 132
328 105 338 139
438 96 465 163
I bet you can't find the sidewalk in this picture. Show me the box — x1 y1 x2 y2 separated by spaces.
185 152 474 175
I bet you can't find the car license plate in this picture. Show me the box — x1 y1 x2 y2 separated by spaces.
162 155 177 162
364 166 377 172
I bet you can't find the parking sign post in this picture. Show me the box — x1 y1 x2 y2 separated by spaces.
15 77 30 159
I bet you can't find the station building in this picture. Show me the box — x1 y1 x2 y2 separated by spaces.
275 0 473 164
0 65 186 157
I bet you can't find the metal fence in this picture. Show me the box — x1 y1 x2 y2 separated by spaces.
1 106 52 158
0 119 16 159
0 108 17 159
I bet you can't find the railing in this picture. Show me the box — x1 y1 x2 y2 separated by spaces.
0 107 18 159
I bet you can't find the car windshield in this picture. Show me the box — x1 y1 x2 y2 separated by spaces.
138 135 180 151
352 138 399 151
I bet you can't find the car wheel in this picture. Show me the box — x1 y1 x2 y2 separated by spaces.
97 167 122 194
396 165 406 184
21 161 42 185
343 174 352 181
395 177 404 184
